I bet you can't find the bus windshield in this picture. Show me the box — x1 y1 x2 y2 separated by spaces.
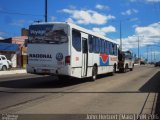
124 51 132 59
28 24 68 44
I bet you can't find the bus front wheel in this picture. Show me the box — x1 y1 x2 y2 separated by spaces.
123 65 128 73
130 65 134 71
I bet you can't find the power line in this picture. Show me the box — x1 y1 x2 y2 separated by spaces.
122 42 160 44
0 10 44 16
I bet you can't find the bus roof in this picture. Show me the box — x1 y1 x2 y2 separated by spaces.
30 22 118 45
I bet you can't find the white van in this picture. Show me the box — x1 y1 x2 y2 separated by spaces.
0 55 12 71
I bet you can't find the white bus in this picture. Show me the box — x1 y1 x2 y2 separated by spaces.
27 22 118 80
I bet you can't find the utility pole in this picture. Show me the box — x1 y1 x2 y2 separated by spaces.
147 45 148 62
151 47 152 62
119 20 122 51
45 0 48 22
138 36 140 59
154 50 156 62
147 45 160 62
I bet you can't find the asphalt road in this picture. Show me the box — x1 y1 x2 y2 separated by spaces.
0 65 160 120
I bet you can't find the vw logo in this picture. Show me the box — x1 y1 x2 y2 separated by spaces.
56 53 63 61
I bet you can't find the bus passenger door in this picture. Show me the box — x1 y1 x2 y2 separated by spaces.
81 33 88 77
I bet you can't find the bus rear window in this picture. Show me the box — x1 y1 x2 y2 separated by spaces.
28 24 68 44
72 29 81 52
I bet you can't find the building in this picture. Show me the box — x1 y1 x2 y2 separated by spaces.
0 43 19 67
21 28 29 36
12 36 28 68
0 29 28 68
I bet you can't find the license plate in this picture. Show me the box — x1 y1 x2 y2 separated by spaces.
42 69 50 73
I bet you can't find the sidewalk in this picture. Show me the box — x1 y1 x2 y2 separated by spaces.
0 69 26 76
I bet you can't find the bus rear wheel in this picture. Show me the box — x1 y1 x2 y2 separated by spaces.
113 64 117 74
58 75 71 81
130 68 133 71
91 66 97 81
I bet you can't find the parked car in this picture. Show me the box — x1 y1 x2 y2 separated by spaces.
0 55 12 71
155 61 160 67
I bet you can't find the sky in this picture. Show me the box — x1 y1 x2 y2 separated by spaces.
0 0 160 61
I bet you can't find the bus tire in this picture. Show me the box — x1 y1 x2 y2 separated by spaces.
130 64 134 71
125 64 128 72
91 66 97 81
113 64 117 73
58 75 70 81
58 76 64 80
119 68 123 73
111 64 117 75
130 68 133 71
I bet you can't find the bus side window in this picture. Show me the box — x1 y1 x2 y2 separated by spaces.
114 44 117 56
99 39 102 53
104 41 106 54
105 41 109 54
89 35 93 53
101 39 105 53
112 44 115 55
72 29 81 52
93 36 96 53
109 42 113 55
96 37 99 53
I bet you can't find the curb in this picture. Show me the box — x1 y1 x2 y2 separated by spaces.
140 93 158 115
0 69 26 76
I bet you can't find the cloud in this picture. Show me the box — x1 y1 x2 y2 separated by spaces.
130 17 139 22
95 4 110 10
130 0 137 2
68 5 76 9
114 22 160 50
146 0 160 2
11 19 25 27
130 0 160 3
62 9 115 25
0 37 4 40
121 9 138 15
0 32 5 36
132 24 138 28
92 26 116 36
51 16 56 21
0 32 6 39
135 22 160 37
66 18 74 23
